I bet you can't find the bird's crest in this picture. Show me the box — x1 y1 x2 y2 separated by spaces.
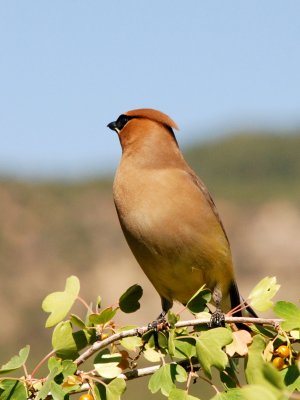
124 108 179 131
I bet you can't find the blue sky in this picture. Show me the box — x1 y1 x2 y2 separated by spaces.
1 1 300 179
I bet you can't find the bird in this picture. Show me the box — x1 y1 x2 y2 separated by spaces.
107 108 256 324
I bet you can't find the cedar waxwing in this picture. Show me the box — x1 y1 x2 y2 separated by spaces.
108 108 256 323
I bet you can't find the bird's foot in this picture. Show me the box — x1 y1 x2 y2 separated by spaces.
148 310 170 331
148 317 169 332
209 309 225 328
147 315 170 349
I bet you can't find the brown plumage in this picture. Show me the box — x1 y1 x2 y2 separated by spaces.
107 108 255 320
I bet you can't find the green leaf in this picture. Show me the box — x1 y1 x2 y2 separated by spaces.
42 275 80 328
47 356 63 373
96 295 102 310
280 364 300 391
50 382 66 400
248 277 280 312
245 334 266 385
193 312 211 332
70 314 86 329
220 368 239 390
35 366 61 400
106 378 126 400
94 379 126 400
94 349 122 379
175 365 188 383
158 331 168 349
196 327 233 378
148 364 187 396
94 383 105 400
142 329 156 345
186 285 211 313
146 332 158 349
262 363 284 390
73 328 91 351
94 349 122 365
211 388 244 400
0 345 30 375
168 329 176 356
174 337 196 359
94 364 122 379
143 346 163 362
245 335 283 397
167 310 180 327
120 336 143 351
273 301 300 331
89 307 118 325
212 385 281 400
0 380 27 400
84 302 94 326
240 384 280 400
117 326 143 350
119 284 143 313
250 324 277 339
169 388 200 400
61 359 77 377
52 321 79 359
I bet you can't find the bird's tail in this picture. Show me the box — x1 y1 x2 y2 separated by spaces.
229 281 258 318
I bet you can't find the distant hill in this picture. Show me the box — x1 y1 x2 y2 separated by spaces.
1 132 299 202
184 132 300 202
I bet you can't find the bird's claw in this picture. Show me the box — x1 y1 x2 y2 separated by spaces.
148 318 170 332
209 309 225 328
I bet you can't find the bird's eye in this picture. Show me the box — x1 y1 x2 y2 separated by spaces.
116 114 130 131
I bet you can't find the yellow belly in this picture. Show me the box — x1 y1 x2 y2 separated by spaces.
120 212 234 307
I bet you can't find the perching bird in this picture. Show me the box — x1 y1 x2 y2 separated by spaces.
108 108 256 323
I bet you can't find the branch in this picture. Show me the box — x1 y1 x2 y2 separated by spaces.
175 316 281 328
74 360 200 396
90 363 162 381
73 365 162 396
75 325 150 366
75 316 282 366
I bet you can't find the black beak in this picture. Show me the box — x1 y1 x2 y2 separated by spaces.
107 121 117 132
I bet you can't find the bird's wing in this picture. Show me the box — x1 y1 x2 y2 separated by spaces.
186 169 259 319
187 170 230 244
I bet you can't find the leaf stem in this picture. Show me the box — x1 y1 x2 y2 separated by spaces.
198 373 220 394
77 296 94 314
30 349 56 379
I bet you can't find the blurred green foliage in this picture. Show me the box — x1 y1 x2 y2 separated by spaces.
185 132 300 202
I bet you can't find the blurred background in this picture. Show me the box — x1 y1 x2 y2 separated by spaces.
1 1 300 398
